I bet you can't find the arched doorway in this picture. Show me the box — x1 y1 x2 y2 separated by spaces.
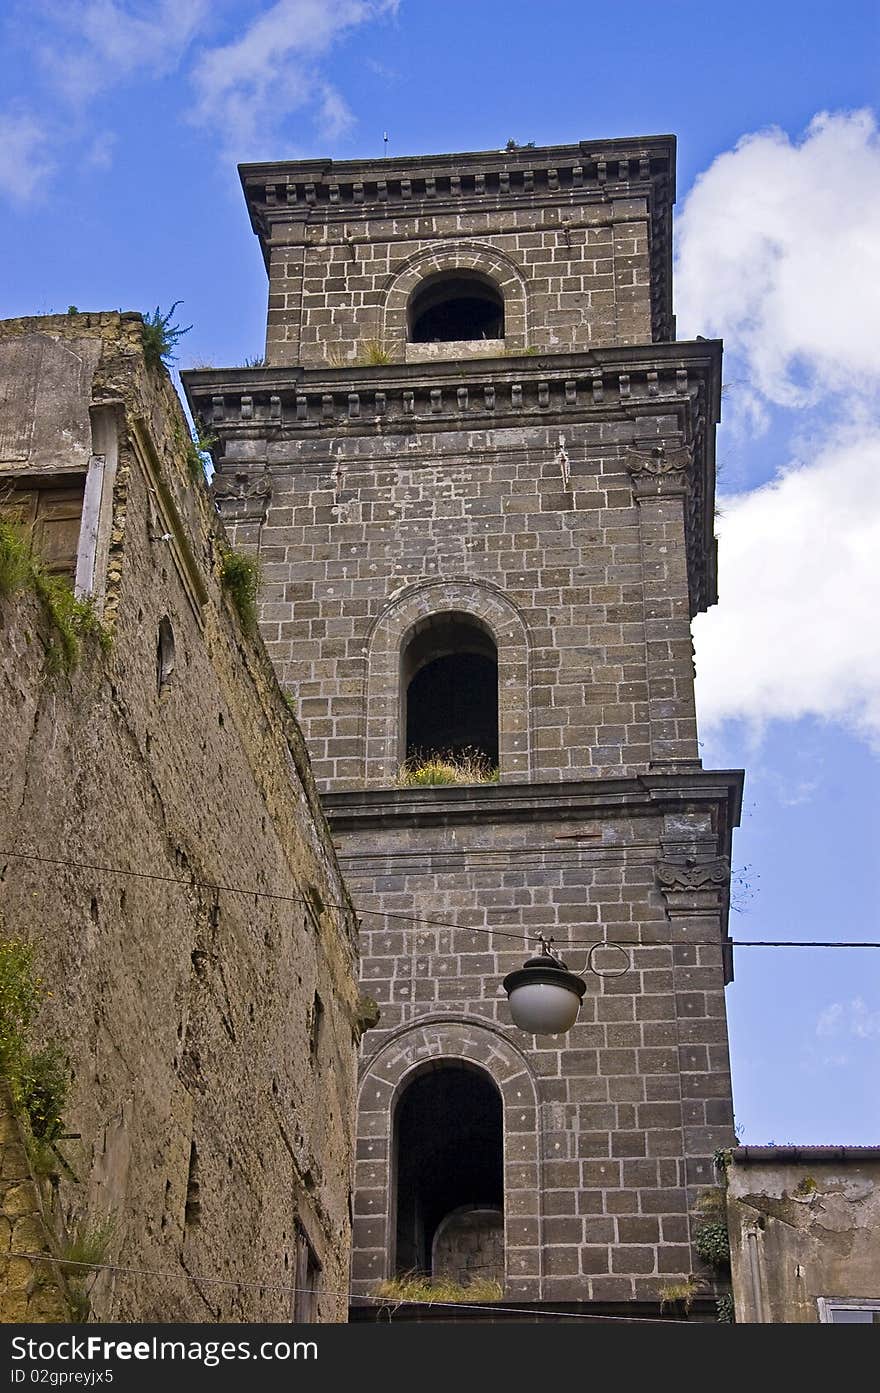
401 612 499 766
393 1063 504 1281
408 271 504 344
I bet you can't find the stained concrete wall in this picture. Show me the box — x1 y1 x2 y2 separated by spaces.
0 314 362 1321
727 1149 880 1323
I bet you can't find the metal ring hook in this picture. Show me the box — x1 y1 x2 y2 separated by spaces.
586 941 631 978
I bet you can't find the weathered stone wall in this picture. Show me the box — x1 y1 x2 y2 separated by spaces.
0 1084 71 1323
727 1150 880 1323
0 314 362 1321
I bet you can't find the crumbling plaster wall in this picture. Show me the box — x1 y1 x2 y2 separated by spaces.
0 314 362 1321
727 1156 880 1322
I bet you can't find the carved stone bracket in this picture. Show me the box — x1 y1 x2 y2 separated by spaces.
626 438 692 497
657 857 730 891
656 856 730 915
212 470 272 521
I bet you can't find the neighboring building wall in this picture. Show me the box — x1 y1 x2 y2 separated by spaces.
0 314 362 1322
727 1148 880 1323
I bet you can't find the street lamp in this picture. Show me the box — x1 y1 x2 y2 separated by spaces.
502 935 630 1035
502 936 587 1034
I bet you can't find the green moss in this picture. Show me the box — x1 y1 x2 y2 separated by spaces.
794 1175 818 1196
32 569 109 674
0 518 109 671
694 1218 731 1268
0 520 32 597
694 1186 726 1217
220 547 262 635
0 936 70 1146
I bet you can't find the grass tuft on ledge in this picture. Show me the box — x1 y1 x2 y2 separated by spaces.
374 1274 503 1307
397 750 500 787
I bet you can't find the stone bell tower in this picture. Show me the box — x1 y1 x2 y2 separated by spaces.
183 134 743 1319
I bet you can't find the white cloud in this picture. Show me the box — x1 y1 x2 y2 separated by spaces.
676 110 880 411
84 131 117 169
693 421 880 742
35 0 211 103
316 84 356 142
681 110 880 745
190 0 398 158
817 999 880 1040
0 110 55 204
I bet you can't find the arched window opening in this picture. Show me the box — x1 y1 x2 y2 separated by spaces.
408 271 504 344
401 613 498 767
393 1064 503 1282
157 616 175 694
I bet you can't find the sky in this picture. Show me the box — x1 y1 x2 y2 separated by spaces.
1 0 878 1146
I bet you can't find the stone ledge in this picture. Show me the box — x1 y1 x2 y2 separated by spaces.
322 770 744 832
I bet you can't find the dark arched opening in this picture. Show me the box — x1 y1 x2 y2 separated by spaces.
408 271 504 344
401 613 498 766
393 1064 503 1280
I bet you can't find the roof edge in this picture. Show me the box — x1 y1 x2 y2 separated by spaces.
732 1145 880 1163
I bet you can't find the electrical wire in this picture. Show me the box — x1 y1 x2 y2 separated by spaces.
1 848 877 951
1 1251 705 1324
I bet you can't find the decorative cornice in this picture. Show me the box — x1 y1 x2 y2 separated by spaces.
182 342 720 434
324 772 744 836
240 136 675 220
182 341 721 616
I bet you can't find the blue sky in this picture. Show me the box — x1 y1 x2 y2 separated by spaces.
1 1 878 1144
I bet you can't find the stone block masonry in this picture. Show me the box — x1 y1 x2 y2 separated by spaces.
326 774 742 1303
185 342 720 791
239 138 675 367
184 133 743 1317
0 314 363 1322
